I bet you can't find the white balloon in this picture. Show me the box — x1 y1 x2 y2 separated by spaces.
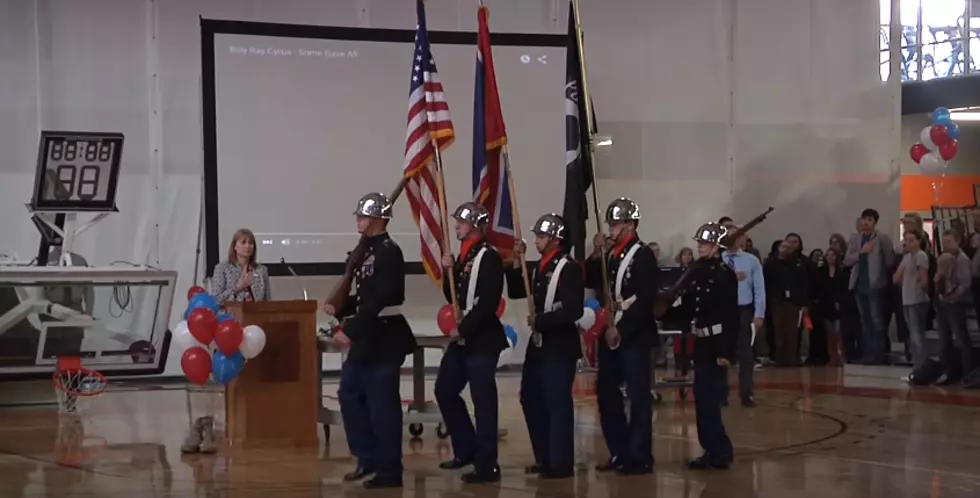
920 126 937 150
172 320 203 351
240 325 267 359
576 307 596 330
919 151 946 176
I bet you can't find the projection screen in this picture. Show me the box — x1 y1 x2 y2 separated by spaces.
202 21 567 275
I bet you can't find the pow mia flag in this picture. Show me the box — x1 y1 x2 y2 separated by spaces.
562 2 596 262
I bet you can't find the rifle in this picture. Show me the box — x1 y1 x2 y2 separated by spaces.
653 206 775 318
323 179 409 313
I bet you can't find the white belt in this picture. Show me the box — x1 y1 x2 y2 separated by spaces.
694 324 723 338
357 305 403 317
613 295 637 325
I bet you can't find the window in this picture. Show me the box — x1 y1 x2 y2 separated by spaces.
880 0 973 82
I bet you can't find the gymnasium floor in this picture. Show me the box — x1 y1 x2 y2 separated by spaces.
1 367 980 497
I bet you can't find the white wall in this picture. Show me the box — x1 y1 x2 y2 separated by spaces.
0 0 897 376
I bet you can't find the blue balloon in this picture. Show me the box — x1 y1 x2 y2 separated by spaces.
947 122 961 140
503 325 518 347
211 351 245 384
217 312 235 324
933 114 954 128
584 298 601 312
932 107 950 124
187 292 219 315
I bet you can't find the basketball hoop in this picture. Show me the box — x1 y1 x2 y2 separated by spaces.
52 357 108 414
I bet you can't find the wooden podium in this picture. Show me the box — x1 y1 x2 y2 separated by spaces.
224 300 319 447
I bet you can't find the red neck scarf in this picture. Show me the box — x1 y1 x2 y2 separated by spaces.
611 234 637 258
538 248 560 272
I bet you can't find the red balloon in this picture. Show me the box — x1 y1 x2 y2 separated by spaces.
909 143 929 164
187 308 218 346
930 125 950 147
181 347 212 386
594 307 610 332
332 325 351 348
939 139 959 161
437 304 457 336
186 286 207 301
496 298 506 318
215 321 244 355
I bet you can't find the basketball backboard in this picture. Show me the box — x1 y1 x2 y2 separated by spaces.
0 267 176 380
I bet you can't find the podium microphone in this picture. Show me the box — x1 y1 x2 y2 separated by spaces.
280 257 309 300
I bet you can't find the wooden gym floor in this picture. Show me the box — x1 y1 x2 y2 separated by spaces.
2 367 980 497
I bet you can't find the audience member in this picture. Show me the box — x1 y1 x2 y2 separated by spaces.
935 230 974 384
764 240 808 366
844 208 895 365
817 248 848 366
894 229 931 371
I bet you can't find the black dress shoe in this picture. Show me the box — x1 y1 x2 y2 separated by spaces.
343 467 374 481
686 456 730 470
439 458 473 470
539 468 575 479
595 458 625 473
362 477 403 489
524 464 543 474
741 396 757 407
462 467 501 484
614 464 653 476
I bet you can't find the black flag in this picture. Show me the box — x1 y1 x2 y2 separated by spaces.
562 2 595 261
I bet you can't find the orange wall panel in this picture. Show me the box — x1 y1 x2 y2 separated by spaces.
900 175 980 212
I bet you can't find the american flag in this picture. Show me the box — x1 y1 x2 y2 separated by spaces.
473 6 515 259
403 0 455 285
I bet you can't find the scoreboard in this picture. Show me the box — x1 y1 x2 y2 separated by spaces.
30 131 124 212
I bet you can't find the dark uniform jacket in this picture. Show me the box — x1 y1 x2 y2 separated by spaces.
685 256 739 362
585 237 659 348
505 251 584 361
339 233 416 363
442 238 508 354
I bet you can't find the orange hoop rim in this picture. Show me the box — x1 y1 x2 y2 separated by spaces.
52 368 108 397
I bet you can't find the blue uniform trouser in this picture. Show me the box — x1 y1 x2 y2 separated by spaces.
596 343 653 467
520 356 577 471
434 346 501 473
693 359 733 463
338 360 403 481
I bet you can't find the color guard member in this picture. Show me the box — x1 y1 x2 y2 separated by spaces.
586 197 658 475
507 214 584 479
435 202 507 483
686 222 738 470
327 192 416 489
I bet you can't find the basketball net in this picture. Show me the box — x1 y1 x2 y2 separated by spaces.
52 357 108 414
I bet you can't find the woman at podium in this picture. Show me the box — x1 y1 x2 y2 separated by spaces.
211 229 272 304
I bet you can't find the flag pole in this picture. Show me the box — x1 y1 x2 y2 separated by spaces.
570 0 614 318
433 145 462 320
502 146 535 316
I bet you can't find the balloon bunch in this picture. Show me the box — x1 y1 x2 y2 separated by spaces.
576 298 608 366
910 107 960 176
172 286 268 386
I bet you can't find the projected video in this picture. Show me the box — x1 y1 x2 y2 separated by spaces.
213 32 566 264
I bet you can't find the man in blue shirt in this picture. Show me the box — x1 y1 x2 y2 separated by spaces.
720 223 766 407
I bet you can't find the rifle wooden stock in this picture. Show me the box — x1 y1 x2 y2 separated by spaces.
324 179 409 312
652 207 774 319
